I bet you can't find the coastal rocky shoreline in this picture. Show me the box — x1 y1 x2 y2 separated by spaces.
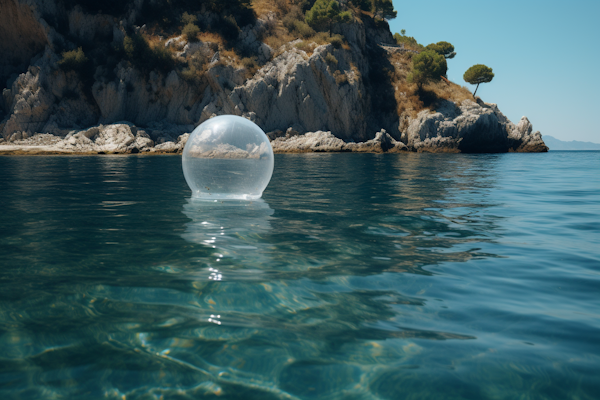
0 98 547 155
0 0 547 155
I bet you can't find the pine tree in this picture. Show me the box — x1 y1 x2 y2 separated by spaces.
372 0 397 20
425 41 456 59
463 64 494 97
408 50 448 88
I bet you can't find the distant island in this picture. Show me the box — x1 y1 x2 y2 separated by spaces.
542 136 600 151
0 0 547 154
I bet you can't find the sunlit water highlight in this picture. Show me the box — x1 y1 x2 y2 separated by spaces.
0 152 598 399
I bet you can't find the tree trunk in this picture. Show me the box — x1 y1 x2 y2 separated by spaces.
473 83 480 97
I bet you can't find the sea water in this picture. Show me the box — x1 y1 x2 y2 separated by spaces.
0 152 598 399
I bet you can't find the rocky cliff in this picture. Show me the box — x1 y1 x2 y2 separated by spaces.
0 0 547 154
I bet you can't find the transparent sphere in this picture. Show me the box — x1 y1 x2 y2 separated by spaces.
182 115 274 200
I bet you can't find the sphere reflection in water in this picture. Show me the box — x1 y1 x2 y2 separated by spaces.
182 115 274 200
182 198 274 281
182 198 273 251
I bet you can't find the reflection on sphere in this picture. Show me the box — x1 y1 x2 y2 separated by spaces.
182 115 274 200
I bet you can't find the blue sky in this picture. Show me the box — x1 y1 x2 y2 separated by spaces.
388 0 600 143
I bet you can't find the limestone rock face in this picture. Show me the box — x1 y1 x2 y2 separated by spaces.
1 47 99 140
238 18 274 63
2 65 55 139
406 100 511 153
508 116 549 152
91 68 201 126
234 44 369 141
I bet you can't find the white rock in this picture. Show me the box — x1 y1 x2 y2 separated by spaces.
508 116 548 152
271 131 346 152
179 41 212 59
165 35 186 50
405 100 509 153
94 124 135 153
270 130 408 153
153 141 180 153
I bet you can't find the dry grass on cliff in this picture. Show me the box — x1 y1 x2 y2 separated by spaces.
386 52 475 118
198 32 226 47
252 0 282 17
251 0 293 53
428 81 474 104
252 0 348 57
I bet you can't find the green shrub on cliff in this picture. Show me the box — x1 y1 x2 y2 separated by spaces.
181 12 198 26
408 50 447 88
306 0 352 37
393 32 424 51
325 53 338 68
58 47 88 71
329 34 344 48
183 23 200 42
294 20 317 38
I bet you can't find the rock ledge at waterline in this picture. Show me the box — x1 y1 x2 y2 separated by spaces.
0 99 547 155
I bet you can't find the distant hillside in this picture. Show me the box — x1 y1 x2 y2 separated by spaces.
543 136 600 151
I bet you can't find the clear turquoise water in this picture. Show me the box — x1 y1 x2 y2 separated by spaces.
0 152 598 400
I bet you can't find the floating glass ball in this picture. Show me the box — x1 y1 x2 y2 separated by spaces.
182 115 274 200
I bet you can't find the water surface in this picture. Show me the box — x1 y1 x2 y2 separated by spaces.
0 152 598 399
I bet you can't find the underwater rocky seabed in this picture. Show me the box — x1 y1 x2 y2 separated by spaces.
0 153 598 399
0 0 547 155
